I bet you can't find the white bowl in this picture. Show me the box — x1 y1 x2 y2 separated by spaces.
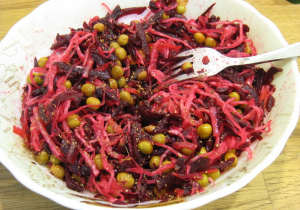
0 0 299 209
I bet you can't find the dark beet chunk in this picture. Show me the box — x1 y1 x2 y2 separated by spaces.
252 68 266 94
42 142 51 155
209 158 235 169
263 67 283 85
83 21 93 30
219 68 245 84
266 95 275 112
216 86 230 94
126 42 138 62
151 147 167 156
230 113 252 128
91 51 108 66
205 139 215 152
34 57 38 67
129 122 146 165
110 5 121 20
220 94 230 101
150 114 183 134
95 38 118 60
238 84 259 104
148 10 164 26
112 159 136 173
118 7 147 20
156 174 176 191
181 180 202 196
251 132 263 141
149 1 159 11
38 104 49 124
174 157 188 174
66 143 80 164
50 34 71 50
88 70 111 80
31 86 47 97
245 84 259 103
54 62 111 80
68 160 81 174
208 14 220 23
63 135 81 164
243 24 250 33
138 101 182 129
205 97 215 108
128 66 147 81
65 168 84 192
241 69 254 80
105 89 119 104
83 118 94 139
80 164 92 177
60 140 70 157
238 142 251 150
200 3 216 17
46 91 83 117
138 103 167 125
53 62 72 70
188 157 210 173
136 23 150 62
128 34 141 46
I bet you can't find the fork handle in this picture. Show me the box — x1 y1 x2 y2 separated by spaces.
242 42 300 65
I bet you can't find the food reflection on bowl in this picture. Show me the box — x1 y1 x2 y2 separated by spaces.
0 0 299 209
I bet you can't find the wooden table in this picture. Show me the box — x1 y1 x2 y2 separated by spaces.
0 0 300 209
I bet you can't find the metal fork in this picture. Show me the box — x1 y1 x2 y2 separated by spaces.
167 42 300 81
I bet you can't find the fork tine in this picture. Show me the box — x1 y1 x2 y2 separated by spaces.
173 73 199 82
165 68 183 79
175 49 196 57
168 57 193 72
164 49 200 82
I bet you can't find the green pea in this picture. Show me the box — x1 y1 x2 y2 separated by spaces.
197 123 213 139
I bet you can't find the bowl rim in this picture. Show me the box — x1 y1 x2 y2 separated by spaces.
0 0 299 209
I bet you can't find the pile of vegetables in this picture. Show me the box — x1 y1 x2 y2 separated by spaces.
13 0 282 205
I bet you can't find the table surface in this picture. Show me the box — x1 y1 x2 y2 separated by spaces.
1 0 300 209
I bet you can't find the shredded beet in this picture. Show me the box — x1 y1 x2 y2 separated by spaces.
202 55 210 64
13 1 281 205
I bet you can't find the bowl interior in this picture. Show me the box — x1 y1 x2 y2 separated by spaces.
0 0 299 209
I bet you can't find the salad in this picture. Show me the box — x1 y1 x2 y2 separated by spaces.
13 0 282 205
